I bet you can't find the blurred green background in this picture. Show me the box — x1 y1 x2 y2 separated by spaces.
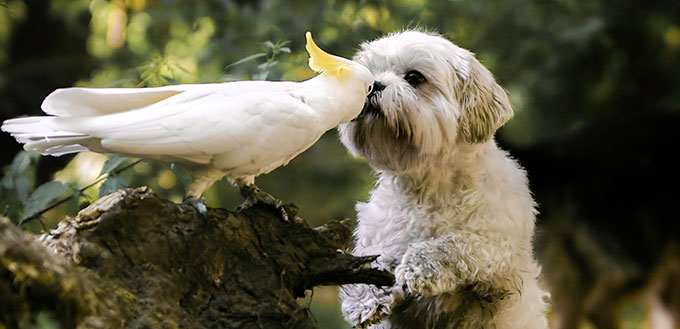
1 1 679 328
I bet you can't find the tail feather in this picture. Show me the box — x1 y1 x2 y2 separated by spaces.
1 116 96 156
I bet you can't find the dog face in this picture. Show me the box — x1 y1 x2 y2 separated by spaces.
339 30 513 172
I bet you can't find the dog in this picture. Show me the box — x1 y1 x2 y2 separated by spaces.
338 30 550 329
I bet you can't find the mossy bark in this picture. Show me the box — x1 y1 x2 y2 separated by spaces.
0 187 393 329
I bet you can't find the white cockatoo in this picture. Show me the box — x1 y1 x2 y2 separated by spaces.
2 32 375 216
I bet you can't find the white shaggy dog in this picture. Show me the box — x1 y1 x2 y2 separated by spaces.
338 31 550 329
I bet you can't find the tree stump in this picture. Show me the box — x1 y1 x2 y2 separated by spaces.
0 187 393 329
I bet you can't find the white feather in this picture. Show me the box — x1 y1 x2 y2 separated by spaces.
2 63 374 198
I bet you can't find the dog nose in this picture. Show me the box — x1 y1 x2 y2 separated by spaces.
373 81 386 92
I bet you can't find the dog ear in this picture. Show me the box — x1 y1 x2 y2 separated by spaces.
457 59 513 143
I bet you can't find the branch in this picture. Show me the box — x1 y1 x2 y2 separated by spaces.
1 187 393 328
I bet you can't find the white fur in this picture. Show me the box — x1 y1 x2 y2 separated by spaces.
338 31 549 329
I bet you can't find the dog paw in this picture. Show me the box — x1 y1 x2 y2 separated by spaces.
340 284 393 327
395 244 452 296
358 302 390 328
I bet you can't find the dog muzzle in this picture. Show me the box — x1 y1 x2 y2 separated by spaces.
353 81 386 122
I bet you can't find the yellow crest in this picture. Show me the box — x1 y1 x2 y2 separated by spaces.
305 32 354 78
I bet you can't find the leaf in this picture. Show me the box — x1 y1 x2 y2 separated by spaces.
10 151 35 177
278 47 291 53
100 154 129 176
0 192 24 223
253 71 269 81
99 175 128 198
224 53 267 70
170 62 191 74
218 75 240 82
163 76 179 85
263 40 276 49
14 176 30 202
257 61 277 70
21 181 69 220
2 152 37 202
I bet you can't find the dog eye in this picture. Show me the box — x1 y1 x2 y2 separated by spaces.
404 70 426 86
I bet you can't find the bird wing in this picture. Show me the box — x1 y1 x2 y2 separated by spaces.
55 87 322 168
42 85 195 117
41 81 291 117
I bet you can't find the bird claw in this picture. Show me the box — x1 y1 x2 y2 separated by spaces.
183 197 208 217
237 185 289 221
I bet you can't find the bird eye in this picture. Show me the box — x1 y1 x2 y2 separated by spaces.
404 70 426 86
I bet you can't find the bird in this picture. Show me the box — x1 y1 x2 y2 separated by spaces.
2 32 376 218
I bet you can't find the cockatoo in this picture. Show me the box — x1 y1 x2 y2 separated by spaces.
2 32 375 217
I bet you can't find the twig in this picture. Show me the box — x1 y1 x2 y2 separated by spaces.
18 159 143 227
37 217 47 232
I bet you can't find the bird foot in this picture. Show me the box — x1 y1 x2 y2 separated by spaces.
183 197 208 217
237 184 289 221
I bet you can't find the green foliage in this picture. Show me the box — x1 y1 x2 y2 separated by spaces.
254 40 291 80
0 152 69 226
98 154 132 198
1 152 38 223
0 152 139 227
21 181 69 221
3 151 34 200
98 175 127 198
99 154 129 176
225 39 292 81
137 54 190 86
224 53 267 71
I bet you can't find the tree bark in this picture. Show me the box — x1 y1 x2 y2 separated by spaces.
0 187 393 329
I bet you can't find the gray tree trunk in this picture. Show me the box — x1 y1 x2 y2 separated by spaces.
0 187 393 329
